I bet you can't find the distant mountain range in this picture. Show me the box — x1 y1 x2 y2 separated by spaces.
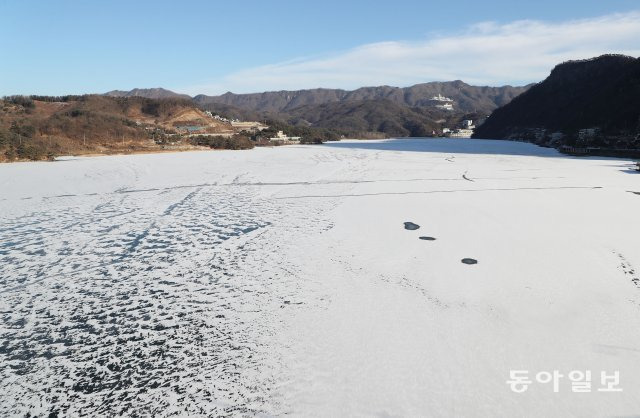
473 54 640 152
105 88 191 100
106 81 530 137
192 81 529 114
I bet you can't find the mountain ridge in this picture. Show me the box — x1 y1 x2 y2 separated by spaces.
472 54 640 153
104 81 530 115
105 88 192 100
105 81 531 138
192 81 531 114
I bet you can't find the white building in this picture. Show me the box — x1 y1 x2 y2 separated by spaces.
445 120 475 138
269 130 301 144
431 94 453 102
435 103 454 111
448 129 473 138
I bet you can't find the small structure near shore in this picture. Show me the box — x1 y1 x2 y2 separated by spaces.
269 130 301 145
446 120 475 138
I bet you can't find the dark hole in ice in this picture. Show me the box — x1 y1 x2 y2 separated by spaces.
419 236 436 241
404 222 420 230
461 258 478 265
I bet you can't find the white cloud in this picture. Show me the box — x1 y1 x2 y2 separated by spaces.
183 11 640 95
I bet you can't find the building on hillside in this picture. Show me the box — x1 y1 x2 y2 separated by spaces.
231 121 269 132
429 94 455 111
431 94 453 102
435 103 454 111
204 111 231 123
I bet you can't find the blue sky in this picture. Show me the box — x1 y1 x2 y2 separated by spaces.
1 0 639 96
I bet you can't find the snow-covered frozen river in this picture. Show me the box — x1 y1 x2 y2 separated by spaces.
1 139 639 416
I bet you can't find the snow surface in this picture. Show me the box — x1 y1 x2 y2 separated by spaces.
1 138 639 417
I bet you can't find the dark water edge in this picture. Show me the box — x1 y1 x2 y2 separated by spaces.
558 146 640 159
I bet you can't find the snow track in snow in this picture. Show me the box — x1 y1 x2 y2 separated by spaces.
0 166 339 416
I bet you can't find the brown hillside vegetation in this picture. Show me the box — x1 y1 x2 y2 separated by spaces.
0 95 236 162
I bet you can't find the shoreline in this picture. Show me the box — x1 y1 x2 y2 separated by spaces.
2 137 639 165
0 144 259 164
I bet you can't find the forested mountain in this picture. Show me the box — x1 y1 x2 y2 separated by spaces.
105 88 192 100
191 82 529 137
286 99 459 137
473 55 640 151
193 81 529 114
104 81 530 139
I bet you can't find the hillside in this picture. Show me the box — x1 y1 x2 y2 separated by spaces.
193 81 528 138
286 99 463 137
0 95 235 161
473 54 640 152
0 79 534 162
106 82 529 139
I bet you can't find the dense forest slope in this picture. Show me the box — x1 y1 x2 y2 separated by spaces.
473 55 640 152
193 81 528 114
286 99 459 137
